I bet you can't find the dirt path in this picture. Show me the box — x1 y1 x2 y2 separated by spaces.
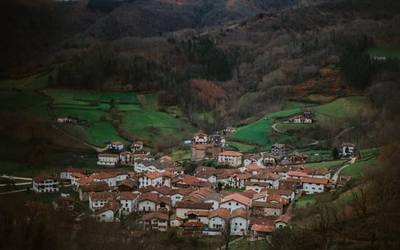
332 157 357 184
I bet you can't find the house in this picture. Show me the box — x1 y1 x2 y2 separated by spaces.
203 192 222 210
119 151 133 166
252 201 283 217
92 171 127 188
271 144 289 158
241 163 264 175
175 201 213 219
229 173 252 189
97 153 120 167
220 193 251 212
138 172 163 188
286 152 309 164
275 213 291 229
143 212 169 231
230 208 250 236
250 171 280 189
57 116 78 124
250 218 276 237
134 159 164 173
137 193 159 212
89 192 115 211
32 176 59 193
187 210 210 225
209 133 226 147
156 196 172 213
218 151 243 167
340 143 356 158
60 167 84 181
118 178 137 191
193 131 208 144
243 154 264 167
131 141 144 152
287 170 309 180
94 201 120 223
107 141 124 152
191 144 222 161
301 177 330 194
224 126 236 134
208 208 230 231
117 192 139 215
170 188 193 207
288 112 313 124
244 182 270 193
78 182 110 201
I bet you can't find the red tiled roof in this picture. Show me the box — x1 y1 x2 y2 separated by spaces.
301 177 329 185
145 172 162 180
117 192 138 200
89 192 114 201
80 182 110 192
230 208 249 219
222 193 251 206
143 212 169 221
175 201 213 210
219 150 243 157
33 176 57 183
209 208 230 219
137 193 159 203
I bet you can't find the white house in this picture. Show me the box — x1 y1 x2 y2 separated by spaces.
134 159 164 173
301 177 329 194
340 143 356 158
89 192 115 211
137 193 159 212
97 153 119 167
32 176 59 193
94 202 120 223
229 173 251 189
218 151 243 167
220 193 251 212
143 212 169 231
117 192 138 215
119 151 133 166
193 132 208 144
138 172 163 188
107 141 124 152
208 208 230 231
230 208 249 236
60 167 84 181
92 172 127 188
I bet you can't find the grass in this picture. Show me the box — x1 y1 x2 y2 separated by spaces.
342 156 377 178
295 194 318 209
170 149 191 161
306 159 347 169
229 238 268 250
232 107 301 146
226 141 257 153
313 96 371 125
368 45 400 59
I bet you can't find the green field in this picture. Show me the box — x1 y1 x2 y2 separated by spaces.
226 141 257 153
312 96 371 125
42 89 195 147
170 149 191 161
295 194 318 209
230 238 268 250
368 46 400 59
305 159 346 169
232 108 301 146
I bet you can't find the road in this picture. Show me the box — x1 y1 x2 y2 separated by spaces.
0 189 28 195
1 175 32 181
0 182 31 187
332 157 357 184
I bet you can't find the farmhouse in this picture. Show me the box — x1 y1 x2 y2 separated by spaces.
89 192 115 211
134 159 164 173
32 176 59 193
191 143 221 161
137 193 159 212
97 153 119 167
79 182 110 201
107 141 124 152
138 172 163 188
218 151 243 167
192 131 208 144
340 142 356 158
230 208 250 236
94 201 121 222
270 144 289 158
288 111 313 124
60 167 84 182
301 177 330 194
220 193 251 212
224 126 236 134
208 208 230 231
131 141 144 152
117 192 138 215
119 151 133 165
175 201 213 219
143 212 169 231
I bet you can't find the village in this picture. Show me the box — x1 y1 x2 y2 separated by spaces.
26 116 357 240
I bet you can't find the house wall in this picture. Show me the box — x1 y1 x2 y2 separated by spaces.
138 201 156 212
220 201 246 212
303 183 324 194
230 217 248 236
208 217 226 230
96 210 115 222
204 200 219 210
